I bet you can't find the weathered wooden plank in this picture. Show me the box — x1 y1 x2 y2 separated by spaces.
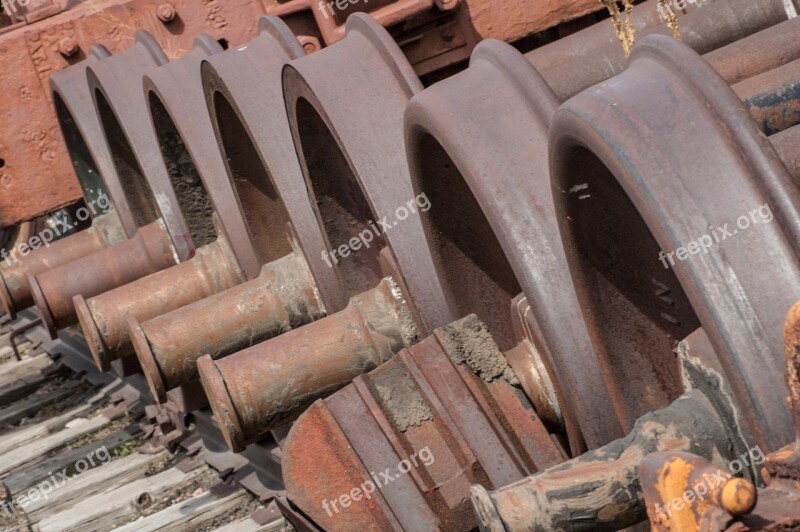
0 373 50 407
0 345 15 364
4 424 140 500
35 465 209 532
0 354 58 406
0 414 111 479
114 488 248 532
0 340 32 363
0 354 51 386
23 450 169 522
0 403 94 454
0 381 81 427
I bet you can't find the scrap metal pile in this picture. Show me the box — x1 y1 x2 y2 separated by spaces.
1 0 800 529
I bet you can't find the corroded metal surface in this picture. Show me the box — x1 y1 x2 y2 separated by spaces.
282 315 567 530
282 13 447 333
143 34 263 280
1 0 620 226
198 277 417 452
85 31 192 262
131 251 324 403
192 8 800 459
640 452 757 531
526 0 789 102
729 302 800 530
404 38 616 456
402 22 800 457
75 232 244 372
734 56 800 135
50 46 130 232
191 13 448 451
264 0 602 75
28 220 177 337
3 4 799 530
0 0 267 226
0 212 122 318
470 390 740 531
72 34 276 369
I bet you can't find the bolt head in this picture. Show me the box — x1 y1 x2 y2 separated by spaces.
157 3 176 22
58 37 78 57
298 35 321 54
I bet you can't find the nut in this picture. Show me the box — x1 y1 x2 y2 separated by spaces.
298 35 321 55
157 3 176 22
58 37 78 57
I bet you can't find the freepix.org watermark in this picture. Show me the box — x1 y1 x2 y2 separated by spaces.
658 204 773 270
321 446 434 517
1 192 112 267
654 445 765 520
1 445 111 518
317 0 367 20
656 0 710 22
321 192 432 268
1 0 33 15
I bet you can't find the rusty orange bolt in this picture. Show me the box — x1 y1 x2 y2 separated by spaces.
58 37 78 57
157 3 176 22
721 478 757 515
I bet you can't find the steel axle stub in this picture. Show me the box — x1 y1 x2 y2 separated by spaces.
550 34 800 452
74 35 276 370
131 250 324 403
198 277 417 452
470 389 740 531
194 14 456 451
0 45 134 319
127 16 332 405
76 228 244 371
0 212 124 319
29 220 178 337
24 33 187 337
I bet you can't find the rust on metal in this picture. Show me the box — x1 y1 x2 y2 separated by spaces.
0 212 123 318
76 233 245 372
526 0 789 102
727 301 800 530
131 251 324 403
198 277 418 452
402 9 800 458
470 389 740 531
144 34 265 281
282 13 448 334
28 220 178 338
640 452 757 531
0 0 267 226
734 56 800 135
71 33 280 369
264 0 602 75
404 37 617 455
191 6 800 461
282 315 566 530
